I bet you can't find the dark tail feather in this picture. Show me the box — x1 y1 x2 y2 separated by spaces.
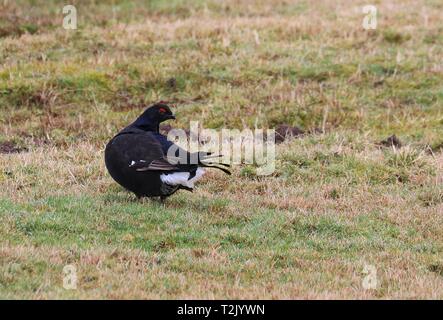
200 160 231 168
212 162 230 168
200 163 231 175
199 153 222 160
197 153 231 175
179 185 194 192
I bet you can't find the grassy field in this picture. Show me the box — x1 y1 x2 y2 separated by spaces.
1 0 443 299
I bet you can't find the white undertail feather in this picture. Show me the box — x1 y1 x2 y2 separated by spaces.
160 168 205 188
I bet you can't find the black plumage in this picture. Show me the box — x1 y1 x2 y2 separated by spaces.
105 103 230 200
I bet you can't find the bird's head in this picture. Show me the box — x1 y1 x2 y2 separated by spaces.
132 103 175 131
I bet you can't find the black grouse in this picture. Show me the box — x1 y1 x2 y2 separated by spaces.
105 103 230 200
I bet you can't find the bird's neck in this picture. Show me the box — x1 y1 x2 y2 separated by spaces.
137 124 159 133
131 119 159 133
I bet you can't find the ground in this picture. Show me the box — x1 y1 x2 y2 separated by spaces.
0 0 442 299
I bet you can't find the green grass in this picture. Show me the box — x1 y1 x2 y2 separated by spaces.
1 0 443 299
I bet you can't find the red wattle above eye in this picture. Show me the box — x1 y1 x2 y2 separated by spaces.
159 108 166 113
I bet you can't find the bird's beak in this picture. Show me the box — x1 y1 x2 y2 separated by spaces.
167 114 176 120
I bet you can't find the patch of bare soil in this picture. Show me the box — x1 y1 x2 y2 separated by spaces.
275 124 305 144
0 141 26 154
378 134 402 148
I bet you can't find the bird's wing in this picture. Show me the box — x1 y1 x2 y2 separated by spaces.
112 130 178 172
129 158 179 172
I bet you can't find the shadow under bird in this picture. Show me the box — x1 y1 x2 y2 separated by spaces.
105 103 230 201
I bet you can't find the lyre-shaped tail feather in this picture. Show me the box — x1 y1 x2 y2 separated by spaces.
199 153 231 175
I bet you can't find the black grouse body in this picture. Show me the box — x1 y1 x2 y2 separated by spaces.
105 127 172 197
105 103 230 200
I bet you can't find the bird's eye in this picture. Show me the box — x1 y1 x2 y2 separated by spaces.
159 107 167 114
